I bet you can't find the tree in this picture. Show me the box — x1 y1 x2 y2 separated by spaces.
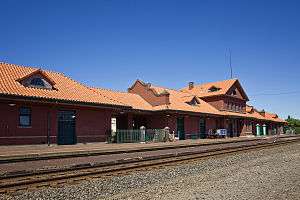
286 116 300 134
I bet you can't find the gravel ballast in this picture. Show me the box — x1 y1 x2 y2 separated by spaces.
1 142 299 200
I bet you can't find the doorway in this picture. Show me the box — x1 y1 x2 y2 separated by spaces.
57 110 76 145
199 118 206 138
177 117 185 140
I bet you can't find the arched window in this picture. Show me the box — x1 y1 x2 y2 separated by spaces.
30 78 45 87
208 86 221 92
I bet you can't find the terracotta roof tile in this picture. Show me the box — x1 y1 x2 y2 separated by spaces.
0 62 286 123
91 88 153 111
181 79 238 98
148 84 221 115
0 62 126 107
264 111 286 123
222 104 286 123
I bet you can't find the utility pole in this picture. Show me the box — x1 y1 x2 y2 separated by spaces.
229 49 233 79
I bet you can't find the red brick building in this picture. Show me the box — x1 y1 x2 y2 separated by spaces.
0 63 129 145
0 62 286 145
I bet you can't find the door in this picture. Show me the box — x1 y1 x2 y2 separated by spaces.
57 110 76 145
177 117 185 140
228 121 233 137
199 118 206 138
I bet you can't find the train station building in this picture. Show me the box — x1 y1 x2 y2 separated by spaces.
0 62 286 145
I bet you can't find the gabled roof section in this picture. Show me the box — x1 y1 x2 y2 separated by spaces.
17 68 56 86
128 79 221 114
91 88 153 111
245 104 285 123
147 84 221 115
181 95 200 104
181 79 249 101
264 112 285 123
128 80 170 106
128 80 170 97
246 105 254 113
0 62 127 107
208 85 221 92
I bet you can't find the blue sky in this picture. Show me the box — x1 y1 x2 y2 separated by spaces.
1 0 300 118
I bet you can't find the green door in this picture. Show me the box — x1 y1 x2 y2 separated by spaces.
177 117 185 140
57 110 76 145
260 125 264 136
199 118 206 139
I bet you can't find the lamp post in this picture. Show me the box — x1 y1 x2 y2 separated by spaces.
256 124 261 136
263 124 267 136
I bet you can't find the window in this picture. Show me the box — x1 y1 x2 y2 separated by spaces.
18 71 55 90
19 107 31 127
231 90 237 96
208 86 221 92
199 118 206 134
188 98 199 106
30 78 45 87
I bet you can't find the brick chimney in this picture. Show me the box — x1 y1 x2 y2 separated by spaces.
188 82 194 90
260 109 265 117
189 82 194 90
146 83 151 89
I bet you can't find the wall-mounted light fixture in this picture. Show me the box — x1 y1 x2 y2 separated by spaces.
8 103 16 107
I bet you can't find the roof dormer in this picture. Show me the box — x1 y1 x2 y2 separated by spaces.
128 80 170 106
182 95 200 106
208 86 221 92
17 69 55 90
259 109 266 117
187 97 200 106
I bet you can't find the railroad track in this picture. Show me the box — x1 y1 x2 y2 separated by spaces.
1 135 297 164
0 136 299 194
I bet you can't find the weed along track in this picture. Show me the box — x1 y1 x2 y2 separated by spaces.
0 136 299 194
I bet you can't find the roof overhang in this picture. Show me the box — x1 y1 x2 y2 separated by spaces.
0 94 130 110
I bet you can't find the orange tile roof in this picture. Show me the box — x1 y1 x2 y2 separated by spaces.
181 79 249 100
0 62 286 123
246 105 254 113
91 88 153 111
148 84 222 115
0 62 126 107
264 111 286 123
243 105 286 123
92 81 221 115
181 79 236 96
214 104 286 123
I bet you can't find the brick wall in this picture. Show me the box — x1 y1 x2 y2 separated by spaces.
76 107 112 143
184 116 199 134
206 117 217 133
128 81 170 106
0 100 114 145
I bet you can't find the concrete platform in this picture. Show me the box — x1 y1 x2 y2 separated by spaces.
0 135 298 178
0 134 293 163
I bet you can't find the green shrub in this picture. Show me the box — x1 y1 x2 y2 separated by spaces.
295 127 300 134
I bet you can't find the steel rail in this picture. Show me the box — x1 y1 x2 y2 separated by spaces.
0 137 299 194
1 135 298 164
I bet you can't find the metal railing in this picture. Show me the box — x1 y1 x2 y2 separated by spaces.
145 129 169 142
115 129 141 143
184 132 207 139
112 129 169 143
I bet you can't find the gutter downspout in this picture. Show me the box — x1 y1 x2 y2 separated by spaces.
47 111 51 146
